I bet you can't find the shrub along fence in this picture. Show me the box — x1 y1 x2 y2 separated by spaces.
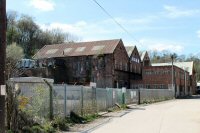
9 77 174 118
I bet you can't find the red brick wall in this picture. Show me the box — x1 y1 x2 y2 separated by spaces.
131 66 190 90
113 40 129 88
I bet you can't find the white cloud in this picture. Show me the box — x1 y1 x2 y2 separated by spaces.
40 21 114 36
103 16 158 25
30 0 55 11
197 30 200 38
164 5 200 18
139 39 184 53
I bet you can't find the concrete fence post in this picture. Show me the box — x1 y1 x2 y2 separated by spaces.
95 87 97 113
43 79 53 120
92 87 97 113
111 88 114 107
64 84 67 117
122 87 126 105
106 88 108 109
81 86 84 116
138 89 141 105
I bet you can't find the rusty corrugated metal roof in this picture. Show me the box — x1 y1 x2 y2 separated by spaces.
33 39 121 59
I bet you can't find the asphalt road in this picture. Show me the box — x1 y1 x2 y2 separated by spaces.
91 97 200 133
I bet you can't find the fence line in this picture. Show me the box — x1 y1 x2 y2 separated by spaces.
9 78 174 117
53 84 174 116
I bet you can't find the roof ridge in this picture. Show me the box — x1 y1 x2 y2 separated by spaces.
45 39 121 47
34 39 122 59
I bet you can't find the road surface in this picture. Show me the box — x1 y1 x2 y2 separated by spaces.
92 97 200 133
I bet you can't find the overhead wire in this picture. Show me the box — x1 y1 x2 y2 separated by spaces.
91 0 143 45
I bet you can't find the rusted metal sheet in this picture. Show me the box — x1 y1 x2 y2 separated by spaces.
34 39 121 59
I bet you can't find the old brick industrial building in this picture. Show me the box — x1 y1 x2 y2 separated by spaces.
125 46 142 88
151 62 196 95
132 65 190 96
23 38 196 96
33 39 132 88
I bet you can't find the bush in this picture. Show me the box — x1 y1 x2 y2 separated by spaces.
83 114 99 122
22 126 33 133
43 122 56 133
70 111 86 124
52 117 69 131
31 126 45 133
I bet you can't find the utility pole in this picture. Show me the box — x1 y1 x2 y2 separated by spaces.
171 55 176 97
0 0 6 132
171 55 175 98
0 0 6 85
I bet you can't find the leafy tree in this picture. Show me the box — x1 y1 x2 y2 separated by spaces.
6 43 24 79
6 11 20 45
17 15 40 58
6 11 80 58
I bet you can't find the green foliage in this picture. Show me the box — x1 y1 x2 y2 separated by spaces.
24 85 50 120
69 111 99 124
141 97 172 104
52 117 70 131
43 122 56 133
31 125 45 133
6 11 80 58
7 130 13 133
22 124 56 133
83 114 99 122
17 15 40 58
6 42 24 63
6 43 24 79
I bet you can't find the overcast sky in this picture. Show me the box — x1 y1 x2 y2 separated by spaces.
7 0 200 56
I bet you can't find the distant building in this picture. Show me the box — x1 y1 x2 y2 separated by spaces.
33 39 130 88
152 62 196 94
132 65 190 97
